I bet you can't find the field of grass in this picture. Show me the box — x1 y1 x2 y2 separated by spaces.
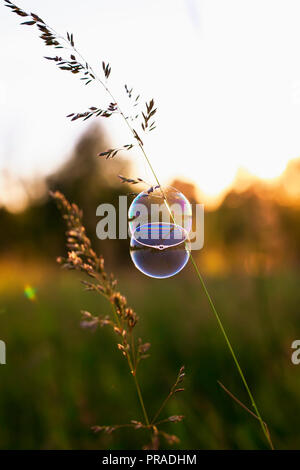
0 259 299 449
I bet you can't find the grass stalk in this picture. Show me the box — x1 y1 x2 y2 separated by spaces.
110 304 150 426
151 391 173 425
101 89 273 448
189 255 273 448
81 54 273 449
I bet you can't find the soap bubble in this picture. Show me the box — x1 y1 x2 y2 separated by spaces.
128 186 193 278
130 222 190 279
128 186 192 236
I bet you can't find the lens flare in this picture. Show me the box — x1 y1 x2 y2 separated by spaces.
24 284 37 302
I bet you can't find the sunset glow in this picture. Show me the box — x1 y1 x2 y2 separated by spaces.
1 0 300 209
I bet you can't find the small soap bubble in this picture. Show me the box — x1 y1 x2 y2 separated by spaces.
130 223 190 279
128 186 192 235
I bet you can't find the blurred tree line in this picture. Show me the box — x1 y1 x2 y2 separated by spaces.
0 124 300 274
0 124 132 267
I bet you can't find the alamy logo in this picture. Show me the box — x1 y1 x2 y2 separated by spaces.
96 195 204 250
0 340 6 365
291 340 300 365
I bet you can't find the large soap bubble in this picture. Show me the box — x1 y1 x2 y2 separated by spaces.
128 186 192 236
130 222 190 279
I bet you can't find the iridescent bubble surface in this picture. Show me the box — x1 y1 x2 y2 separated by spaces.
128 186 192 235
130 222 190 279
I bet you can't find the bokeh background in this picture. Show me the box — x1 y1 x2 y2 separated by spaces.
0 0 300 450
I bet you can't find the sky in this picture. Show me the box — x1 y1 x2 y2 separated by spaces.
1 0 300 207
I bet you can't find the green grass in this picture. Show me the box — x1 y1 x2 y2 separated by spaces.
0 262 299 449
